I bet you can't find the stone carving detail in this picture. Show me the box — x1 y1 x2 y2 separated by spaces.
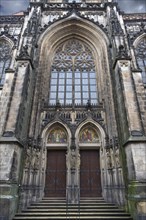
70 150 76 169
0 15 24 24
110 7 123 35
106 149 112 169
117 45 129 59
71 111 77 124
34 149 40 170
24 147 31 169
66 150 80 170
17 45 30 59
115 148 120 168
42 106 104 130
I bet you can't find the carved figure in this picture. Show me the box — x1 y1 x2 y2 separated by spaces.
115 148 120 167
76 152 80 168
24 148 31 168
34 149 40 170
70 150 76 169
106 151 112 169
71 111 76 124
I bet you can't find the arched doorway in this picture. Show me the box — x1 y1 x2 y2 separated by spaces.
77 122 103 198
44 124 68 197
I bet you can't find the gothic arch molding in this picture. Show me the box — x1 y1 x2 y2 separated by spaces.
41 120 72 148
133 33 146 48
0 35 14 48
36 16 111 106
75 119 106 148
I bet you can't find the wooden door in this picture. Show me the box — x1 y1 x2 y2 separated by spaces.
80 150 101 197
45 150 66 197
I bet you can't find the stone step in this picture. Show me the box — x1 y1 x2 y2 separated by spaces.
13 198 133 220
31 202 114 205
13 217 133 220
23 208 124 212
14 213 131 216
28 205 119 209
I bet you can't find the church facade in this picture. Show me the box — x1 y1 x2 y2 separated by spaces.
0 0 146 219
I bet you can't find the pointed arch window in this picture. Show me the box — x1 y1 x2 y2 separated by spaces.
49 39 98 106
135 37 146 84
0 39 12 86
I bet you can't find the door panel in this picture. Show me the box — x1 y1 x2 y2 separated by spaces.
80 150 101 197
45 150 66 197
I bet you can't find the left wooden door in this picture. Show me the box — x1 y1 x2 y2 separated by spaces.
44 150 66 197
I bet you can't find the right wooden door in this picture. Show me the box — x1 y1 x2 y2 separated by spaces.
80 150 102 197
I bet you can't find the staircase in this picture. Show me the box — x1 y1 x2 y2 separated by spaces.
13 198 133 220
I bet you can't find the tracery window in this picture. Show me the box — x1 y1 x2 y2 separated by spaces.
49 39 98 106
135 37 146 84
0 40 11 85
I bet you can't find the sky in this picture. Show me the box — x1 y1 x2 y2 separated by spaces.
0 0 145 15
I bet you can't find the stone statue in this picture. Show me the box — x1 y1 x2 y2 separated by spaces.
77 152 80 169
115 148 120 167
70 150 76 169
34 149 40 170
71 111 76 124
106 150 112 169
24 148 31 169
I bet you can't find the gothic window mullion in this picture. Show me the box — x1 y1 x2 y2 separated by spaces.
56 71 59 103
88 71 91 102
81 70 83 105
72 58 75 107
64 71 67 106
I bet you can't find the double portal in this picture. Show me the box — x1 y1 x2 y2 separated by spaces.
44 149 102 198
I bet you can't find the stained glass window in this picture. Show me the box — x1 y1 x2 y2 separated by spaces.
47 127 67 143
135 37 146 84
79 126 99 143
49 39 98 106
0 40 11 86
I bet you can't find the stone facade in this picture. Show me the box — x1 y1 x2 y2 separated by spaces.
0 0 146 220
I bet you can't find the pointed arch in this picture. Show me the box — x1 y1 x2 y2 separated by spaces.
41 121 72 147
36 16 110 105
75 119 106 147
0 36 13 85
133 34 146 84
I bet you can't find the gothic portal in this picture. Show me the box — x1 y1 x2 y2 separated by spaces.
0 1 146 220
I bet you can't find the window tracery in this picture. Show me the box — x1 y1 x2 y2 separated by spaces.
49 39 98 105
135 37 146 84
0 40 11 85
